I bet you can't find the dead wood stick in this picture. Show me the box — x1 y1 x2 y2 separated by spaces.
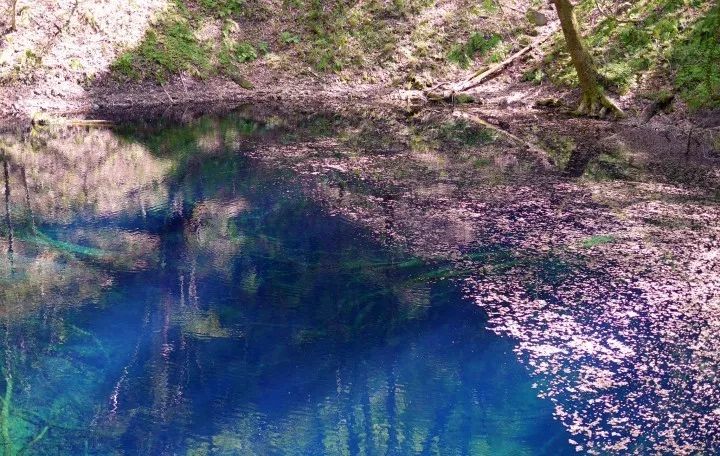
161 83 174 104
180 74 189 97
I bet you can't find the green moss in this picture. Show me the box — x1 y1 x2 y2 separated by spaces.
453 93 475 104
112 10 211 82
584 152 638 181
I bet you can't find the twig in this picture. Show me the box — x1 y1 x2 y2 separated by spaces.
18 426 48 455
38 0 79 57
161 83 174 104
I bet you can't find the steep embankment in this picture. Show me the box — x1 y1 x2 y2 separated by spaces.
0 0 717 124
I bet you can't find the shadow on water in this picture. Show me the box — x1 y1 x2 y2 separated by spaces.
0 112 573 455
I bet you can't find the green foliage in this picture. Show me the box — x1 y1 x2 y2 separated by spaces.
280 31 300 45
111 0 278 82
522 67 545 85
234 42 258 62
198 0 246 18
448 32 502 69
257 41 269 55
112 14 210 82
480 0 499 13
112 53 136 79
547 0 719 108
672 5 720 109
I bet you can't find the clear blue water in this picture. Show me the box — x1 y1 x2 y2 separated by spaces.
0 117 572 455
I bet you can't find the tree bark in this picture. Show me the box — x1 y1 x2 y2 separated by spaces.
551 0 624 117
9 0 17 31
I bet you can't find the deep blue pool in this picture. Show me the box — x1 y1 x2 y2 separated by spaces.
0 116 572 455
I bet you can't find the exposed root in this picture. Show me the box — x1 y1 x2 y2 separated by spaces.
575 91 625 119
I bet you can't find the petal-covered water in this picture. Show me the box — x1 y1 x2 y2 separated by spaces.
0 117 573 455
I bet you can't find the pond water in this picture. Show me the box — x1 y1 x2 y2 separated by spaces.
0 114 574 455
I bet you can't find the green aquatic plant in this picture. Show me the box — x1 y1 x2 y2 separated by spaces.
0 372 50 456
581 234 616 248
183 312 230 339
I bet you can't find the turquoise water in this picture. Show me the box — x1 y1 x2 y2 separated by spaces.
0 117 572 455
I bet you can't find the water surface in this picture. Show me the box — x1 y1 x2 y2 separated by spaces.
0 117 572 455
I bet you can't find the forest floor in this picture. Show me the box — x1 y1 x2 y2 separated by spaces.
0 0 717 202
0 0 717 139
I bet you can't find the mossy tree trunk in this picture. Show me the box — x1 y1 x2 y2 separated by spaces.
551 0 624 117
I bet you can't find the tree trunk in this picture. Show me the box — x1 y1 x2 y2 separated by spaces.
551 0 624 117
10 0 17 31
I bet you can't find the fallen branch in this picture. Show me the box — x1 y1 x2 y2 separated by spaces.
426 24 559 101
457 26 558 92
454 111 552 169
38 0 79 57
641 92 675 123
180 74 189 98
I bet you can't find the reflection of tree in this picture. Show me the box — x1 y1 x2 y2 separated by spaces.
0 111 575 454
18 166 33 234
0 126 173 318
1 153 13 259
